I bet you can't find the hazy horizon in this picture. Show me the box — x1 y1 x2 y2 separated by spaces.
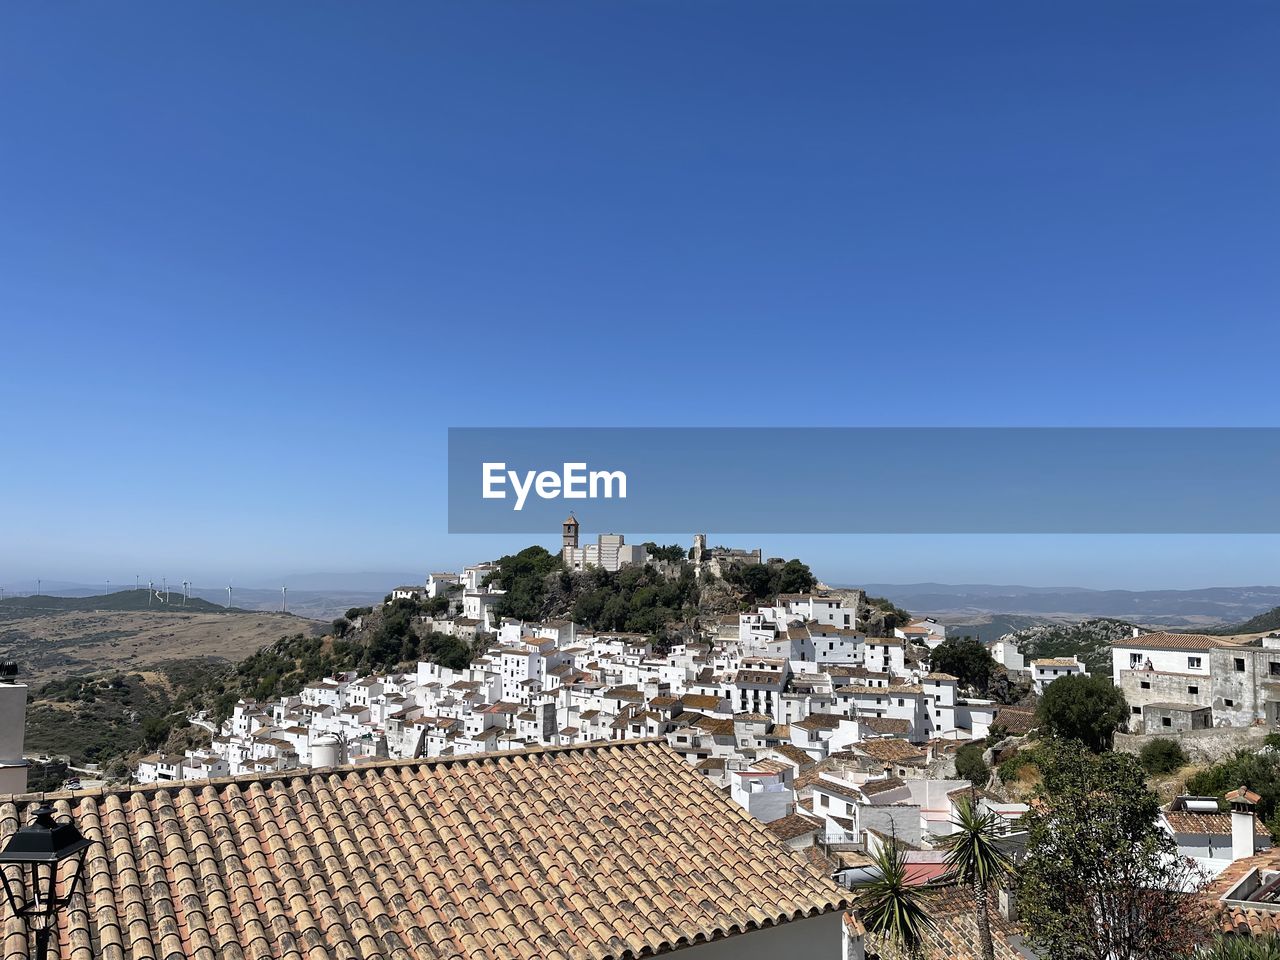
5 532 1280 595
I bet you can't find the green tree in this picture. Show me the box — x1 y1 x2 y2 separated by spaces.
490 545 564 621
930 637 994 693
1036 673 1128 752
1187 748 1280 832
856 841 935 960
775 559 816 595
1019 740 1213 960
940 795 1014 960
955 743 990 786
738 564 775 601
1139 738 1188 775
641 542 687 563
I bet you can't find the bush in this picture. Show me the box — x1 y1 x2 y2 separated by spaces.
955 743 989 785
1204 934 1280 960
1140 738 1188 775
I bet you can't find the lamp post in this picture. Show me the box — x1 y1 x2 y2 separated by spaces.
0 805 92 960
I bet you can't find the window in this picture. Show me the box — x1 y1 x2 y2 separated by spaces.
1236 658 1246 672
1141 681 1151 689
1188 656 1202 670
1162 717 1172 727
1130 653 1143 668
1132 706 1141 715
1272 663 1280 678
1189 685 1198 695
820 794 829 808
1225 698 1235 707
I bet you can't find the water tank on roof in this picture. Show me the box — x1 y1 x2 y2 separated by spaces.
310 736 343 768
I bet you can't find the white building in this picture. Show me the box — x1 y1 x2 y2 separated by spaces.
1032 656 1089 694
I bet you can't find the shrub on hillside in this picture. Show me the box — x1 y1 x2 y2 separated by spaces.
1139 738 1188 775
955 742 989 785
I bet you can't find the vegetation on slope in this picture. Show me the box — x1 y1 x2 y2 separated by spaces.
485 544 818 642
0 590 242 619
1218 605 1280 635
25 658 224 766
1003 617 1139 675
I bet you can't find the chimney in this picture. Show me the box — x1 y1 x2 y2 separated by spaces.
0 662 29 795
1228 785 1260 861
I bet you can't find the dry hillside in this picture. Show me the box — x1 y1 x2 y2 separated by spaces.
0 609 310 687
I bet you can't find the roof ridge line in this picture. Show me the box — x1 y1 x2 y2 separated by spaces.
3 737 669 806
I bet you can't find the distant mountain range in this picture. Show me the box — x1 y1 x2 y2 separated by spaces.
0 583 396 621
853 583 1280 628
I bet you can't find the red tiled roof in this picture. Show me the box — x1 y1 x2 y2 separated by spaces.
0 740 851 960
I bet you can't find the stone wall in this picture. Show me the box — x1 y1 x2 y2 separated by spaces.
1114 724 1271 765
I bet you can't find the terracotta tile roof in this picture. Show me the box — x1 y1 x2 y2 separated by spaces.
768 744 817 769
0 740 851 960
793 714 842 731
679 694 724 710
860 775 908 797
1166 811 1271 838
766 813 824 842
993 706 1036 735
1112 631 1236 651
1228 786 1264 805
857 883 1026 959
853 739 926 764
858 717 913 735
1205 847 1280 935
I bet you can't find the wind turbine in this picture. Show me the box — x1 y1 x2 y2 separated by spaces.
281 586 288 614
182 580 190 605
148 580 154 607
163 577 168 603
226 585 232 609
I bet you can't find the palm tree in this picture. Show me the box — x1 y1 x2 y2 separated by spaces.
857 839 935 960
939 794 1014 960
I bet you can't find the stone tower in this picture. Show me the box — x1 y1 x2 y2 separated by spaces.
562 514 580 552
692 533 706 564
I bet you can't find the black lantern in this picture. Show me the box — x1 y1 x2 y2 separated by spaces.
0 805 92 960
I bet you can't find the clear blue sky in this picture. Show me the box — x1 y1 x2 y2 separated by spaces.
2 2 1278 591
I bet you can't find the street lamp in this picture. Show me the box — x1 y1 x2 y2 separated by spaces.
0 805 92 960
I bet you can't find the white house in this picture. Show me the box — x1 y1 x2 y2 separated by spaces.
1032 656 1089 694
